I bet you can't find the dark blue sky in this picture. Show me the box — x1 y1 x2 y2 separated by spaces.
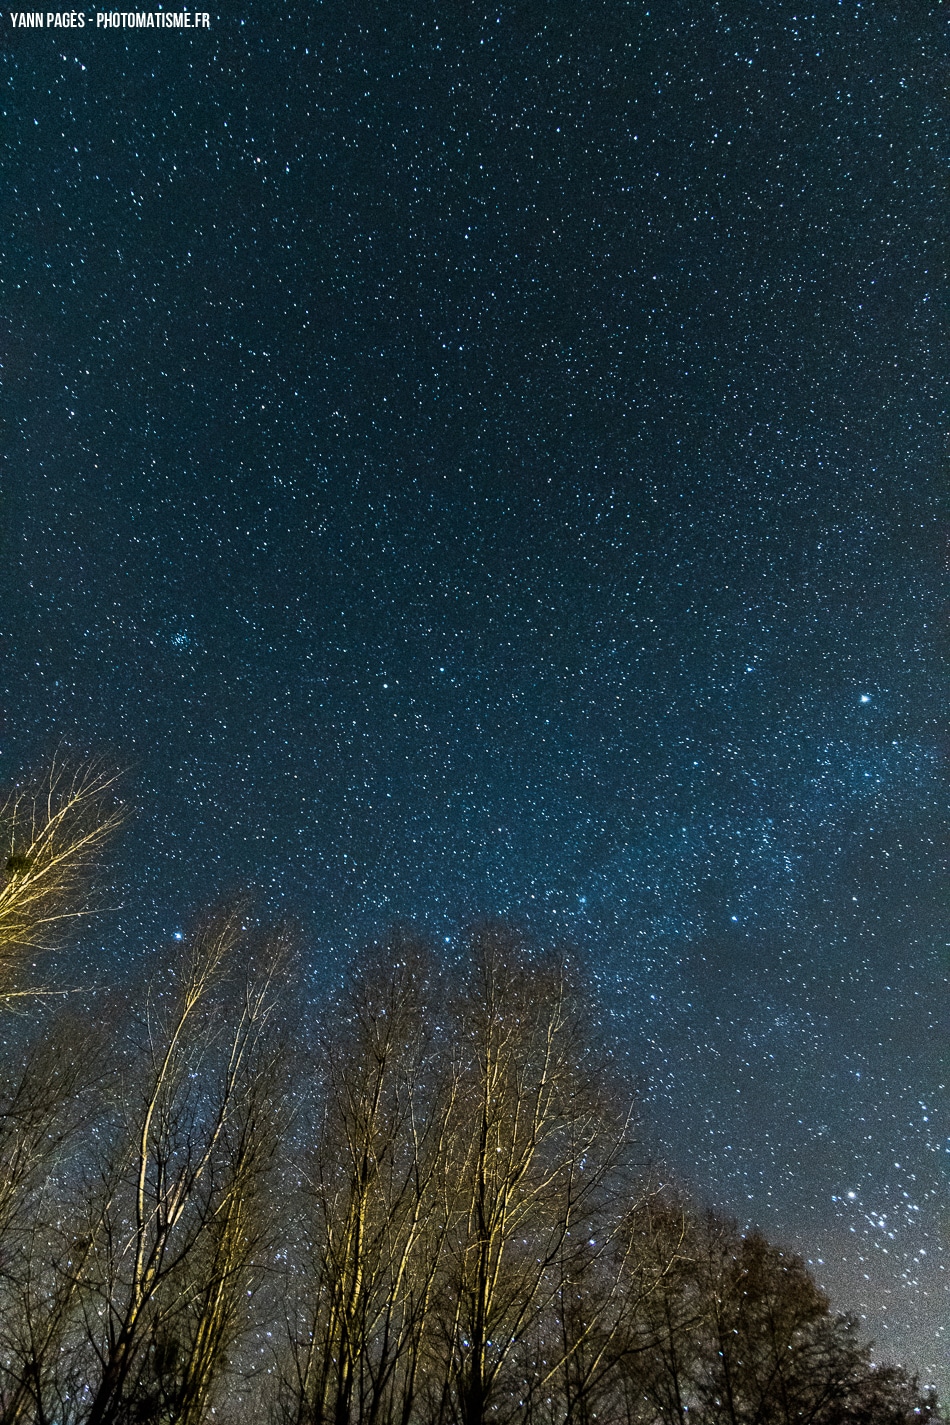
5 0 948 1390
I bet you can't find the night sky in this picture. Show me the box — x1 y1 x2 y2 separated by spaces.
5 0 948 1391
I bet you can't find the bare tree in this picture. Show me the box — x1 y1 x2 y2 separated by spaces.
0 1203 97 1425
0 1018 93 1248
169 1043 284 1425
77 909 285 1425
429 925 636 1425
0 760 123 1001
540 1191 691 1425
0 1012 107 1425
285 932 455 1425
609 1198 706 1425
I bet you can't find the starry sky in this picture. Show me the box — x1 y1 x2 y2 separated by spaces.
4 0 948 1392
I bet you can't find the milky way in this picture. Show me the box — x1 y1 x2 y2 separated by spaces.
5 0 947 1390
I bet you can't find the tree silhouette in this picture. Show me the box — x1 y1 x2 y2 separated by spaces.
0 767 939 1425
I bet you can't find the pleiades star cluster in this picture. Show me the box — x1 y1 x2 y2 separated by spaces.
4 0 947 1392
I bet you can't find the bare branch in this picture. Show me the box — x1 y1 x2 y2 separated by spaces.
0 759 125 1000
